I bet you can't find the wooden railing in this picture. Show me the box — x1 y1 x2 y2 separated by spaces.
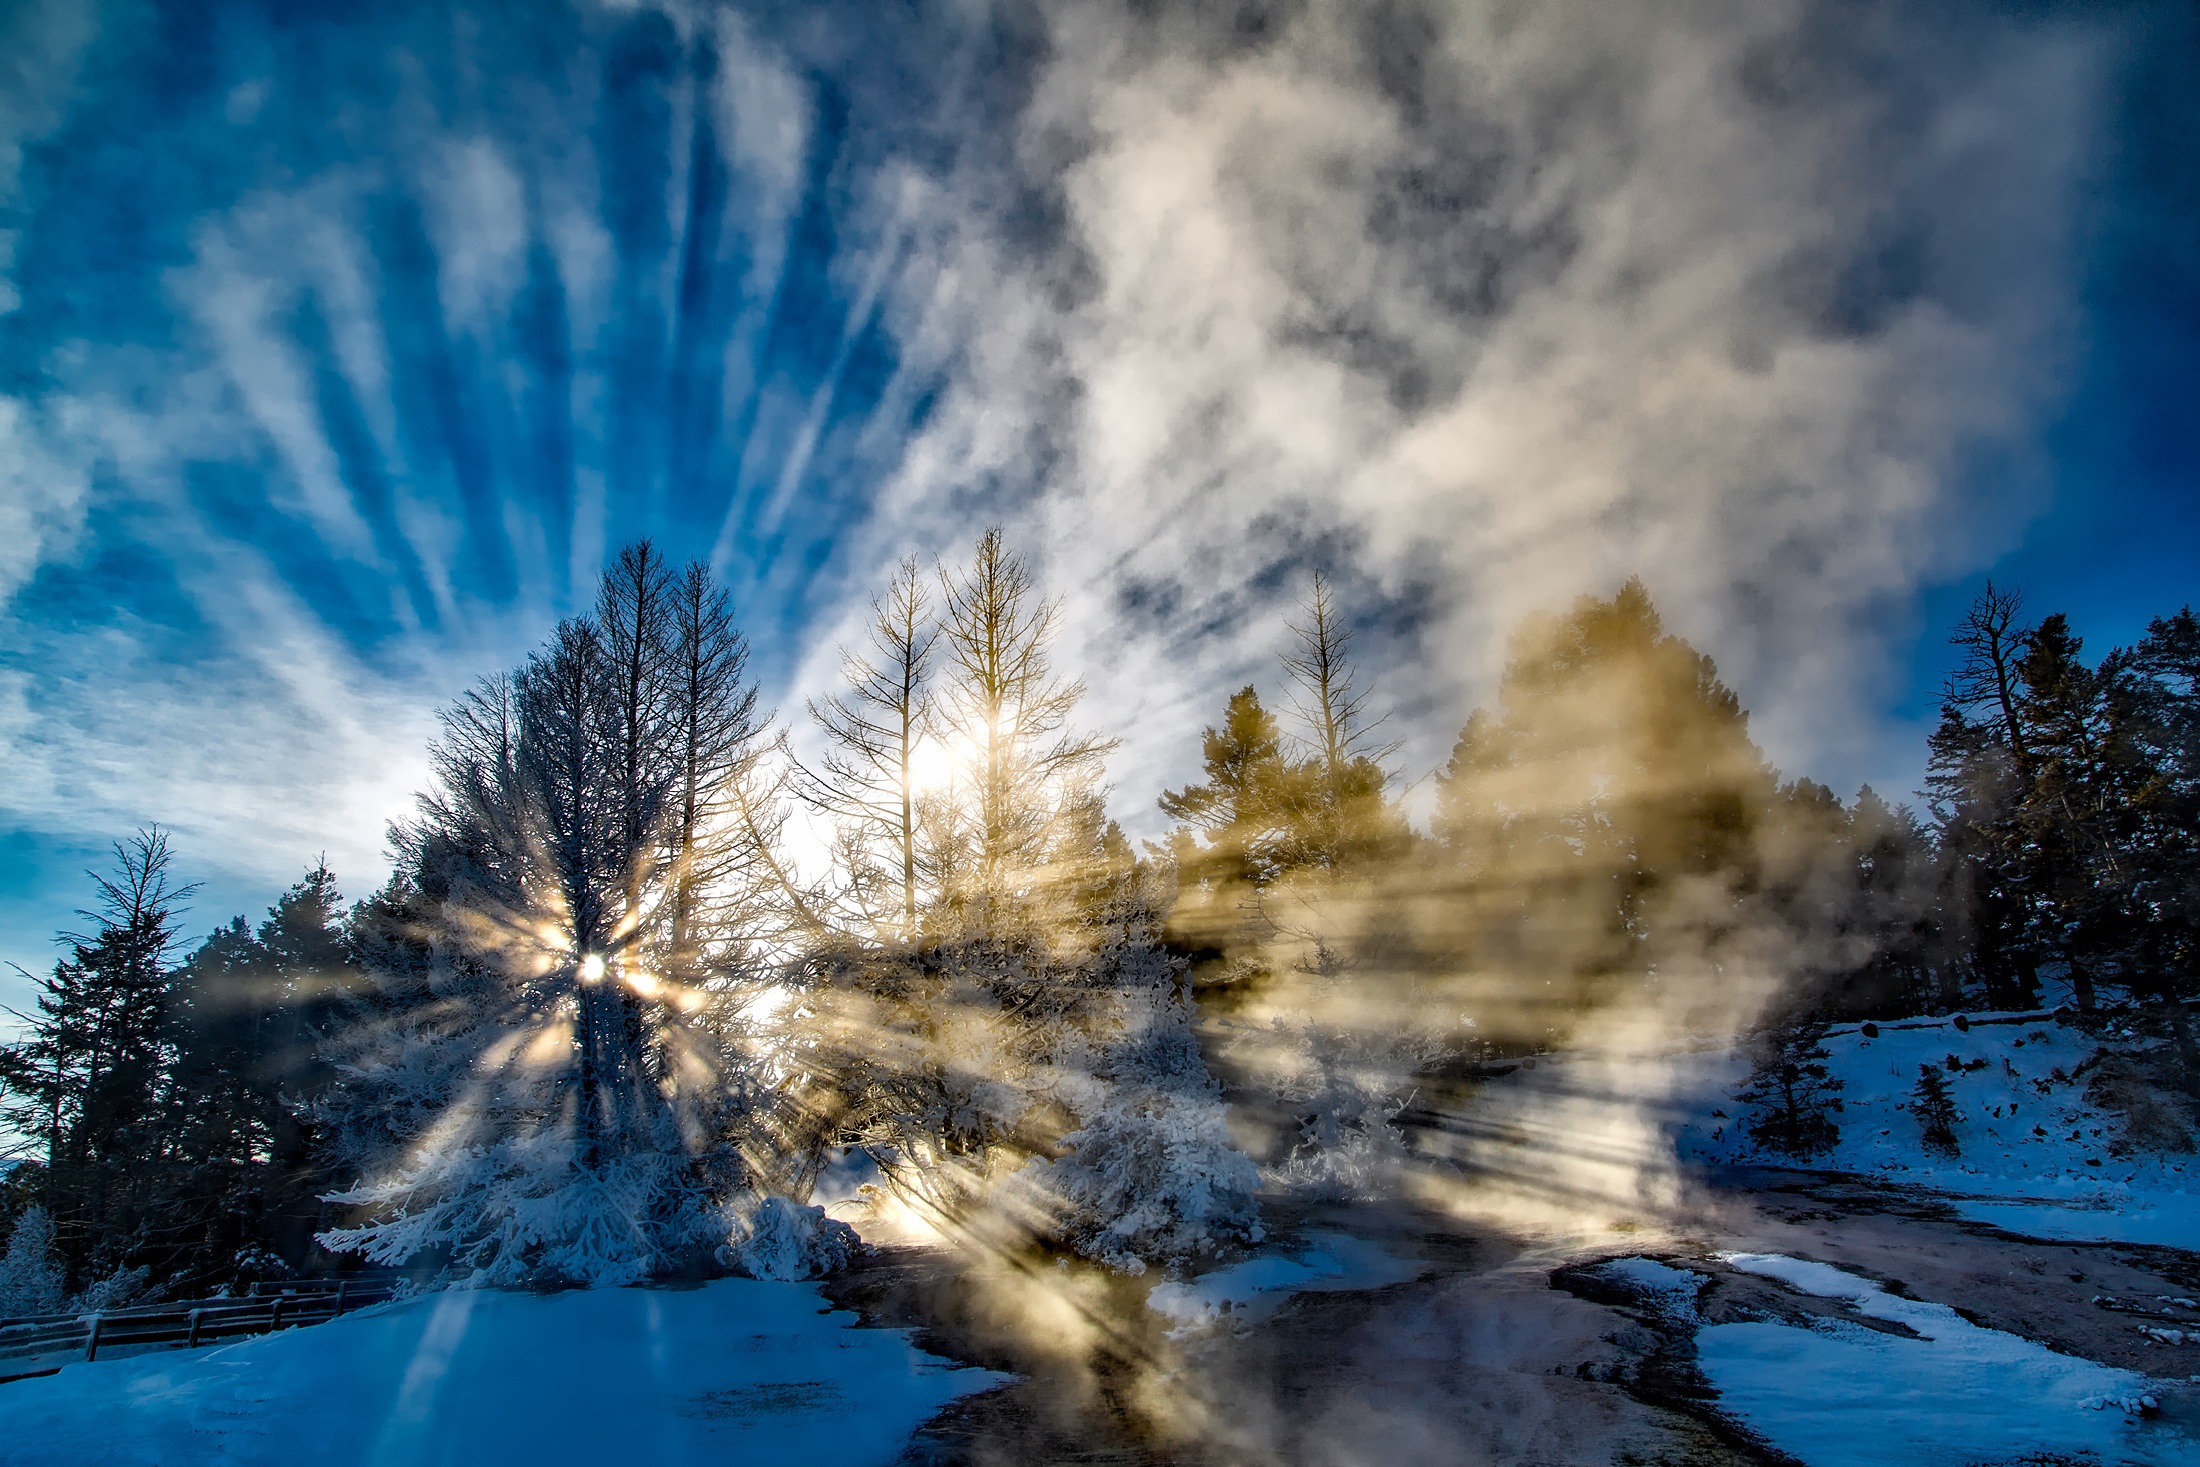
0 1275 407 1382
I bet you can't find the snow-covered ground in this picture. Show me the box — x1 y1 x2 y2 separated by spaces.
0 1277 1004 1466
1595 1251 2200 1467
1644 1012 2200 1249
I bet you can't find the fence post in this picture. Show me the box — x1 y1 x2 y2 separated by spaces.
186 1308 203 1349
269 1297 285 1331
83 1314 104 1363
334 1281 348 1316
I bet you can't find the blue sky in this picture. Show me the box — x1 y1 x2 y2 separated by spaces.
1 0 2194 1002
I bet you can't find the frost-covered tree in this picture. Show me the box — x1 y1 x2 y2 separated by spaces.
317 544 776 1286
0 1206 65 1316
1735 1021 1843 1158
1027 815 1262 1269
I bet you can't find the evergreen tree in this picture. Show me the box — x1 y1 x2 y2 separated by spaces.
1756 781 1946 1020
1434 579 1775 1031
1157 686 1302 969
1734 1020 1843 1158
1929 587 2176 1013
0 830 195 1281
1909 1065 1961 1157
2123 609 2200 1087
157 862 358 1285
1160 686 1298 889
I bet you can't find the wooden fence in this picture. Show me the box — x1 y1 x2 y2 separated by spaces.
0 1275 406 1384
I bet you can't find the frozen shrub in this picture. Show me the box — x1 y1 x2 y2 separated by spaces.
74 1264 152 1314
0 1207 65 1317
732 1197 859 1282
1036 952 1264 1272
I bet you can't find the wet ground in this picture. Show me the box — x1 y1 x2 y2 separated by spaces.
820 1170 2200 1467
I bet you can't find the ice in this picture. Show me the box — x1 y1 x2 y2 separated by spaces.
0 1277 1005 1466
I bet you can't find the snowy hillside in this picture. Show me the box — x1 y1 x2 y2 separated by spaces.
0 1277 1003 1467
1669 1011 2200 1248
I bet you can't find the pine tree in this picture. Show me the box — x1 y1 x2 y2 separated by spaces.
158 861 359 1285
1910 1065 1961 1157
0 830 196 1280
1434 579 1775 1029
1157 686 1303 969
1927 586 2187 1014
1734 1021 1844 1158
1160 686 1297 888
2124 609 2200 1088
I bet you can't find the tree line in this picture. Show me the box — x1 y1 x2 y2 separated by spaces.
2 540 2193 1300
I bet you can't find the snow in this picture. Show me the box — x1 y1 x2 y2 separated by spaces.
1663 1013 2200 1249
0 1278 1005 1466
1590 1255 1705 1318
1145 1230 1419 1335
1696 1252 2200 1467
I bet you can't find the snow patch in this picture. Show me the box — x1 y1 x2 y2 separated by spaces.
1700 1253 2199 1467
1145 1230 1417 1335
1592 1255 1706 1319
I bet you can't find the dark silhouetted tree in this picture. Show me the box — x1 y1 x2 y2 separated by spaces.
1735 1021 1843 1158
1910 1065 1961 1157
0 829 195 1281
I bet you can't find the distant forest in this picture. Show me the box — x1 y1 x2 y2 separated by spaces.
2 534 2194 1305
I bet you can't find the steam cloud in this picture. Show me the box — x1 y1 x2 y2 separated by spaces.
837 0 2108 821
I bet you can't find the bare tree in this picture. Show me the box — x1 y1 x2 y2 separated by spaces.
362 545 775 1196
596 541 679 954
934 529 1115 900
1279 572 1400 870
1943 581 2034 772
1281 571 1392 784
805 558 938 937
661 561 767 983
